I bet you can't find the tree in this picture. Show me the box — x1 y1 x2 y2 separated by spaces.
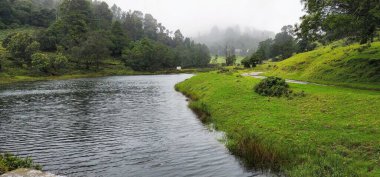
123 11 144 41
122 38 175 71
70 31 111 70
157 23 171 45
30 9 56 27
226 55 236 66
143 14 158 40
110 21 129 57
4 33 40 66
0 0 13 27
241 53 260 68
92 2 113 30
31 52 68 74
271 25 296 60
256 39 274 59
192 44 211 67
299 0 380 44
225 45 236 66
53 0 92 49
31 52 50 73
110 4 122 20
173 30 184 46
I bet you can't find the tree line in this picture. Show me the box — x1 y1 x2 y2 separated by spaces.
0 0 59 29
0 0 211 74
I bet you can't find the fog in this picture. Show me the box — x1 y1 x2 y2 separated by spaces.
103 0 305 37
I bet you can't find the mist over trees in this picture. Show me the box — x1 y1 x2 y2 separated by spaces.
195 26 274 57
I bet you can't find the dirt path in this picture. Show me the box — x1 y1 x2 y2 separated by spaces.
242 72 325 85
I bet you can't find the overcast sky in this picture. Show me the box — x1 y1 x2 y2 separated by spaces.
103 0 305 37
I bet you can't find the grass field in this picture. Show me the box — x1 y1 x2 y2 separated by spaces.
210 55 245 65
255 42 380 90
176 72 380 177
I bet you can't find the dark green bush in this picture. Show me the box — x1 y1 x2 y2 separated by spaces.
254 77 291 97
0 153 41 175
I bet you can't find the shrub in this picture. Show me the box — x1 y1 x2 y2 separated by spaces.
241 57 251 68
254 77 291 97
31 52 68 74
0 153 41 175
31 52 50 73
51 53 68 71
4 32 40 66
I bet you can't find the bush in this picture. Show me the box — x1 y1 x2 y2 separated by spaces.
51 53 68 71
31 52 68 74
31 52 50 73
0 153 41 175
241 57 251 68
254 77 291 97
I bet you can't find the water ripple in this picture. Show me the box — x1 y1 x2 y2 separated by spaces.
0 75 267 177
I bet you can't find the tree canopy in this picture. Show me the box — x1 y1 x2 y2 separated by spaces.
297 0 380 45
1 0 211 73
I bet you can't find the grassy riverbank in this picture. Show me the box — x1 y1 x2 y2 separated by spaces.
175 72 380 176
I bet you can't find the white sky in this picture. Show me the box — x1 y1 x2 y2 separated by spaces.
103 0 305 36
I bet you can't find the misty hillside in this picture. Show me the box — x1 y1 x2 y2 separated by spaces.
194 26 274 56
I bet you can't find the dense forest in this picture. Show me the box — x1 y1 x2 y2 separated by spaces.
0 0 211 74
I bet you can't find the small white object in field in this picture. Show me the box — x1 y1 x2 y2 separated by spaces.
176 66 182 70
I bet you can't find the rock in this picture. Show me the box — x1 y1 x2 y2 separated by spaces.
0 169 64 177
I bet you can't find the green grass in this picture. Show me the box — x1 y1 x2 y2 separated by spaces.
176 72 380 177
211 56 245 64
255 42 380 90
0 153 41 175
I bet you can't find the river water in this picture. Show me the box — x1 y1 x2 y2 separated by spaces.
0 74 266 177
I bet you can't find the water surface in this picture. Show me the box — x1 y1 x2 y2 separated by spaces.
0 75 265 177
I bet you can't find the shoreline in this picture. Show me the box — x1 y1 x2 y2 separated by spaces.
0 68 214 86
175 72 380 176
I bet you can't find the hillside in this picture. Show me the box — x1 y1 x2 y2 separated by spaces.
258 42 380 89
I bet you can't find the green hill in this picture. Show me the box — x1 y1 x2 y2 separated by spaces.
259 42 380 89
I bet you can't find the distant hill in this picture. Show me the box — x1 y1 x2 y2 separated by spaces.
194 26 274 56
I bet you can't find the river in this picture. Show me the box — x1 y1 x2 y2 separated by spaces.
0 74 266 177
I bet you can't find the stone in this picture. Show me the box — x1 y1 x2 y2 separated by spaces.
0 169 64 177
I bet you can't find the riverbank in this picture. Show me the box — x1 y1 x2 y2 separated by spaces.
175 72 380 176
0 153 41 175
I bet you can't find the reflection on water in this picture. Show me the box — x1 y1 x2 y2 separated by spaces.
0 75 266 177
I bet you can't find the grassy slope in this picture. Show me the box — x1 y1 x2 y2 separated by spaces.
256 42 380 90
176 72 380 177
